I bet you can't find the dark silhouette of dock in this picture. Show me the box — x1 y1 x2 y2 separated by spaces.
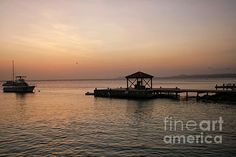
86 71 236 101
215 83 236 90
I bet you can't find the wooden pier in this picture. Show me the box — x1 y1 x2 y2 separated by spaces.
86 71 236 101
215 83 236 90
91 87 236 100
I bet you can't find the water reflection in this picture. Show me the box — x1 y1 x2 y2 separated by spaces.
14 94 28 124
126 100 154 116
15 93 27 99
125 100 155 123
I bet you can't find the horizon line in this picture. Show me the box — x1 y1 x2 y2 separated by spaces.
0 73 235 82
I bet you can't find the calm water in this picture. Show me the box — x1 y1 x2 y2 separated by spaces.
0 79 236 156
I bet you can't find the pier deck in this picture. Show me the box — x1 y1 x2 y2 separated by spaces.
90 87 236 100
85 71 236 101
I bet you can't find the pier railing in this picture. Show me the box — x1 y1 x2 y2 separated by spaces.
87 84 236 101
215 83 236 90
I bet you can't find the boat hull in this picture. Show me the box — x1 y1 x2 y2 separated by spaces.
3 86 35 93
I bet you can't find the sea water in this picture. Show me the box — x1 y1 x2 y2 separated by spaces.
0 79 235 156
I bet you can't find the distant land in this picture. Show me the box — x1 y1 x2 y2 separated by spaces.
114 73 236 80
0 73 236 82
158 73 236 79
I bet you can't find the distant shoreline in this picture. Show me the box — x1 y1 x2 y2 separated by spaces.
159 73 236 79
0 73 235 82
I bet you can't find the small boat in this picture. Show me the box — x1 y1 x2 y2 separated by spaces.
2 61 35 93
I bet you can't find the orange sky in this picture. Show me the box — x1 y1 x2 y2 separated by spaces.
0 0 236 80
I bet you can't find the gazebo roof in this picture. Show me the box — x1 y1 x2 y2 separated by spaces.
126 71 154 78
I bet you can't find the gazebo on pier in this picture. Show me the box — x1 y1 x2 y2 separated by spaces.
90 71 236 101
125 71 154 89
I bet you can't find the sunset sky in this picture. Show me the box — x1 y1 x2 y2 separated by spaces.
0 0 236 80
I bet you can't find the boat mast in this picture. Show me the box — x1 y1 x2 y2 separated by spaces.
12 60 14 81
